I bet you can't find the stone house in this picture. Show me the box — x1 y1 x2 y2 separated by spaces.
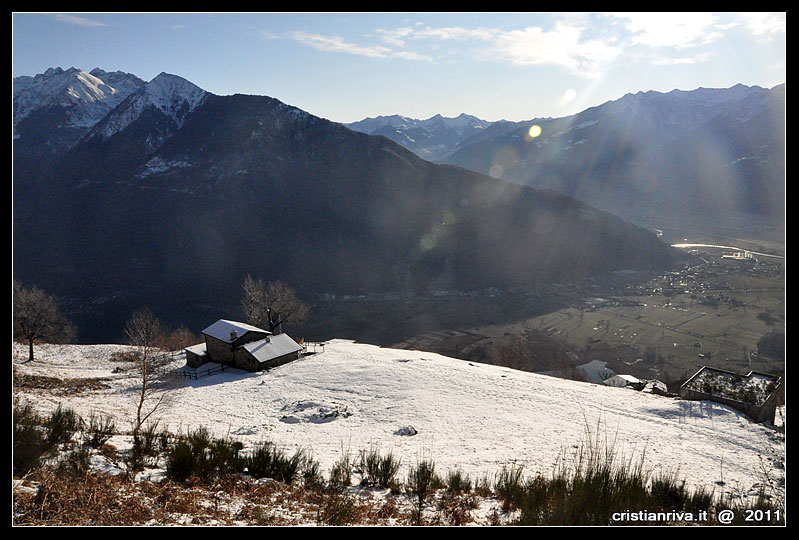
185 319 302 372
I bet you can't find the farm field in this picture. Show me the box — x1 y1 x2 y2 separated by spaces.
393 248 785 386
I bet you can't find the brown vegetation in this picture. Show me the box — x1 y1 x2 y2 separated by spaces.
12 369 111 395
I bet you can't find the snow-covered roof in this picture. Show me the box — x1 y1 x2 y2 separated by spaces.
201 319 270 343
184 342 207 356
242 333 302 364
603 374 642 388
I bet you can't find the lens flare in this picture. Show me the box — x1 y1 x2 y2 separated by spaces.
489 164 504 178
420 234 437 251
528 124 542 138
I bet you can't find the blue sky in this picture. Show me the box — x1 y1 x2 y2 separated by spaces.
12 12 786 123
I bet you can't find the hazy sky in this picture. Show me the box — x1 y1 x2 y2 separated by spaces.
12 12 786 123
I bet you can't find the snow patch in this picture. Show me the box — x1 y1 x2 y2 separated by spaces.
136 156 194 178
554 119 598 138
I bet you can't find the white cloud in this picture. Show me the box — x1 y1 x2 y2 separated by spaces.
376 26 414 46
53 14 108 27
289 31 433 62
374 22 622 77
651 56 699 66
413 26 497 42
289 31 392 59
489 23 622 76
741 12 785 36
287 14 763 76
613 12 721 48
392 50 434 62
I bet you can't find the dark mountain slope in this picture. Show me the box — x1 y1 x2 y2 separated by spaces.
14 90 680 342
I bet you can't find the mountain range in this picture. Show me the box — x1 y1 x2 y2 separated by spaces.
345 113 499 162
14 67 681 342
348 84 785 235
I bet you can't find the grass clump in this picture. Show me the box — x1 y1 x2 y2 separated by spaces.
357 446 401 490
328 450 353 490
45 404 82 447
445 469 472 494
494 462 526 511
13 402 85 477
84 411 116 449
14 402 49 476
165 439 197 483
164 427 245 483
503 426 652 525
406 456 440 525
493 421 784 526
244 440 304 484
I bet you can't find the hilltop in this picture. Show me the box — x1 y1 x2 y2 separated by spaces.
12 340 785 508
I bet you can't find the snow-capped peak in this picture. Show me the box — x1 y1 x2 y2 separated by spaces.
94 72 208 140
13 67 208 142
143 72 207 114
13 67 145 130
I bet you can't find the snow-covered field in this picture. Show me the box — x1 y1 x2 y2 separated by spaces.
13 339 785 502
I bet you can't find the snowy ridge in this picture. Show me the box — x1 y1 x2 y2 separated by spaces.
13 339 785 502
13 67 145 130
348 112 491 135
347 114 419 132
345 112 494 161
96 72 208 139
607 84 770 127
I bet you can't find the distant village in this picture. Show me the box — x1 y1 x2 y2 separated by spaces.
311 247 783 315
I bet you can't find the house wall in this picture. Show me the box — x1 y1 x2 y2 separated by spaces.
233 347 261 372
205 335 235 366
758 386 782 423
186 350 208 368
257 351 300 370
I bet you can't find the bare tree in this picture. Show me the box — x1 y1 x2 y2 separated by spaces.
161 326 200 352
124 308 170 444
241 275 309 334
241 274 267 328
13 280 76 363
